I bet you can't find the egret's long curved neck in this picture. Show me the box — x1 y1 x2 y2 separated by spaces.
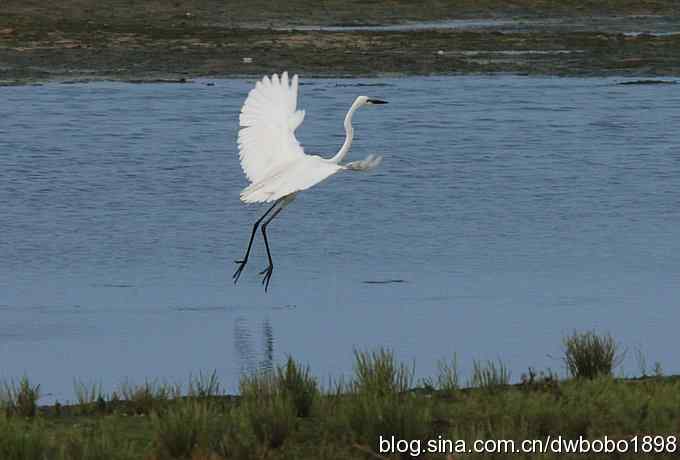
330 99 362 164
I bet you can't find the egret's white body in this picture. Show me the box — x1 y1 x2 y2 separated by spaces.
233 71 386 290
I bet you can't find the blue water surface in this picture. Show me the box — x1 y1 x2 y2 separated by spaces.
1 76 679 401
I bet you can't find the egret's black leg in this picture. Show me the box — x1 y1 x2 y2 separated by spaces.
233 201 278 283
259 206 284 292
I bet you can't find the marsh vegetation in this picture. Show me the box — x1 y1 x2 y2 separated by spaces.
1 331 678 459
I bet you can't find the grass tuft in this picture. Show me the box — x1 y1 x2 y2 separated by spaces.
563 330 623 379
345 347 431 457
187 371 222 400
151 400 223 459
352 347 413 396
236 371 297 450
73 379 107 415
470 358 511 391
1 376 41 417
276 356 318 418
436 354 460 393
117 379 179 415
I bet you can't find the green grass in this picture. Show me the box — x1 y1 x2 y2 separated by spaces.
352 348 414 396
187 371 222 400
435 354 460 393
0 415 51 460
470 358 512 392
116 379 180 415
151 399 225 459
563 330 623 379
2 332 680 459
343 349 433 455
72 379 107 416
237 371 298 451
276 357 318 418
1 376 41 417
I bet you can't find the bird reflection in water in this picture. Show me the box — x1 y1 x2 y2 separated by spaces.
234 317 275 375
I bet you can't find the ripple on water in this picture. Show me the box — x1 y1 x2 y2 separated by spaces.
1 76 680 400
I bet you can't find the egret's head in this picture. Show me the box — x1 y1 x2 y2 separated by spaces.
356 95 388 107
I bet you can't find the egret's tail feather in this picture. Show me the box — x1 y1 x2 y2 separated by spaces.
344 154 383 171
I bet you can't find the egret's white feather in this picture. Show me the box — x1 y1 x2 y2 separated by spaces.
237 72 384 204
238 72 307 185
240 156 342 203
233 72 388 290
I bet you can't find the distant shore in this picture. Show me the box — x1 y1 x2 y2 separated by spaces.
1 1 679 84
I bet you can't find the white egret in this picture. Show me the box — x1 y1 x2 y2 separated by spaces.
233 71 387 291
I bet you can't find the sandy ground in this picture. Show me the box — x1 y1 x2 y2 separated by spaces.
1 1 679 84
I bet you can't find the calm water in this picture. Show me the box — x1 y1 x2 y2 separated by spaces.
1 76 679 401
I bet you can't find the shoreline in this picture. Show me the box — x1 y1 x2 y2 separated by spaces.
30 373 680 413
3 75 679 89
3 348 680 459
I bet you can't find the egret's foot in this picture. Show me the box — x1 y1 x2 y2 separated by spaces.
259 265 274 292
233 259 248 283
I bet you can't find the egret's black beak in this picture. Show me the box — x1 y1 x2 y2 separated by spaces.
367 99 388 104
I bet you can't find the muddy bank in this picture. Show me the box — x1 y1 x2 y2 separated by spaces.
1 0 680 84
4 0 679 28
2 23 679 84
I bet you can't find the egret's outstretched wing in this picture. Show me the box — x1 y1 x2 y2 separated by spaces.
238 72 307 185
